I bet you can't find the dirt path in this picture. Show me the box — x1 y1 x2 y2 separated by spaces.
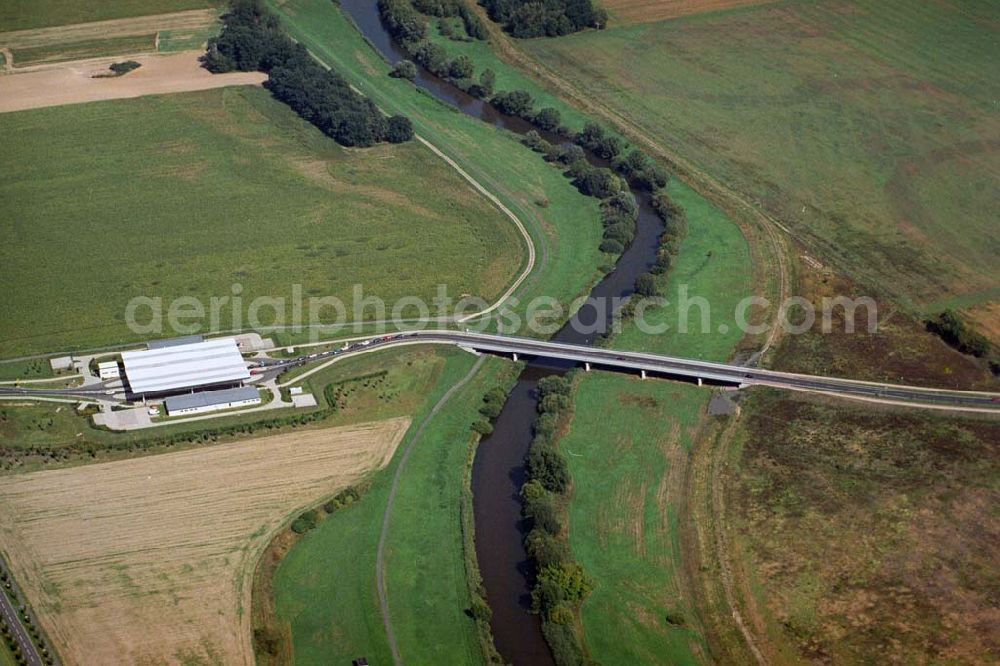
0 50 265 114
0 9 217 50
376 355 486 666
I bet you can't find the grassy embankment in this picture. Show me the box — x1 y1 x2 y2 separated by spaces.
524 0 1000 321
0 0 221 32
262 349 517 664
0 86 524 358
270 0 605 321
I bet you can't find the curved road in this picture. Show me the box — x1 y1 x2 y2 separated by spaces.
6 332 997 412
270 331 1000 412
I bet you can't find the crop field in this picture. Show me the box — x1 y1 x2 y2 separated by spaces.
0 1 221 32
0 86 523 357
559 372 711 663
9 33 156 66
269 352 515 663
602 0 777 26
729 390 1000 663
526 0 1000 319
271 0 606 327
0 417 410 665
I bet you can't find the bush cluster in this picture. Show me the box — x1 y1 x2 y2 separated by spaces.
413 0 487 38
480 0 607 38
472 384 509 437
520 374 591 663
926 310 994 362
205 0 412 147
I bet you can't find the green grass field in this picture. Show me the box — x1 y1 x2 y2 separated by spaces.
271 350 514 663
0 86 523 357
270 0 605 325
526 0 1000 314
10 33 156 66
0 0 221 32
614 179 751 360
560 373 710 664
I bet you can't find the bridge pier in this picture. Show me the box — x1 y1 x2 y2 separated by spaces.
584 362 591 372
512 352 518 362
698 377 703 387
640 369 646 380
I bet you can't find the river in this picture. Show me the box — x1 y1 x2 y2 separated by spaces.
338 1 665 661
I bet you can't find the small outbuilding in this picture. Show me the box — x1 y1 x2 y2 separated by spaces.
49 356 73 372
98 361 121 381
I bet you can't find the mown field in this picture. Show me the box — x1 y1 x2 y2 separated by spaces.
526 0 1000 318
0 0 220 32
728 390 1000 663
270 0 605 324
0 86 523 357
560 373 711 664
0 417 410 665
268 350 516 663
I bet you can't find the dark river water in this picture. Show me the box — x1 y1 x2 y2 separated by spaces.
338 1 665 661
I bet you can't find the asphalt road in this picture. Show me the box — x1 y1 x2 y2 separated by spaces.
0 583 42 666
4 331 998 411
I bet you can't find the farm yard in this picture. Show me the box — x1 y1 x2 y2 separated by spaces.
0 86 524 356
525 0 1000 320
0 417 410 665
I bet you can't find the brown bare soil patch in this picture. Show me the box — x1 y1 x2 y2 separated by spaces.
0 50 265 114
604 0 778 25
0 417 410 665
961 301 1000 346
0 9 217 50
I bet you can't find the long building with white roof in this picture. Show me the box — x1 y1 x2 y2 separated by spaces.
120 337 250 398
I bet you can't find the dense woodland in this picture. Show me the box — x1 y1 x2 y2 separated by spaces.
480 0 606 37
204 0 412 147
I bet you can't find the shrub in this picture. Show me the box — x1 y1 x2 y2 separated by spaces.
634 273 661 298
472 419 494 436
389 59 417 79
533 107 561 131
599 239 624 254
525 527 570 568
448 54 474 79
386 115 414 143
290 508 318 534
108 60 141 76
926 310 992 358
528 444 570 493
491 89 534 117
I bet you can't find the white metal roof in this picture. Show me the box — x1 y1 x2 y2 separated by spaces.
121 338 250 395
97 361 119 370
164 386 260 412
